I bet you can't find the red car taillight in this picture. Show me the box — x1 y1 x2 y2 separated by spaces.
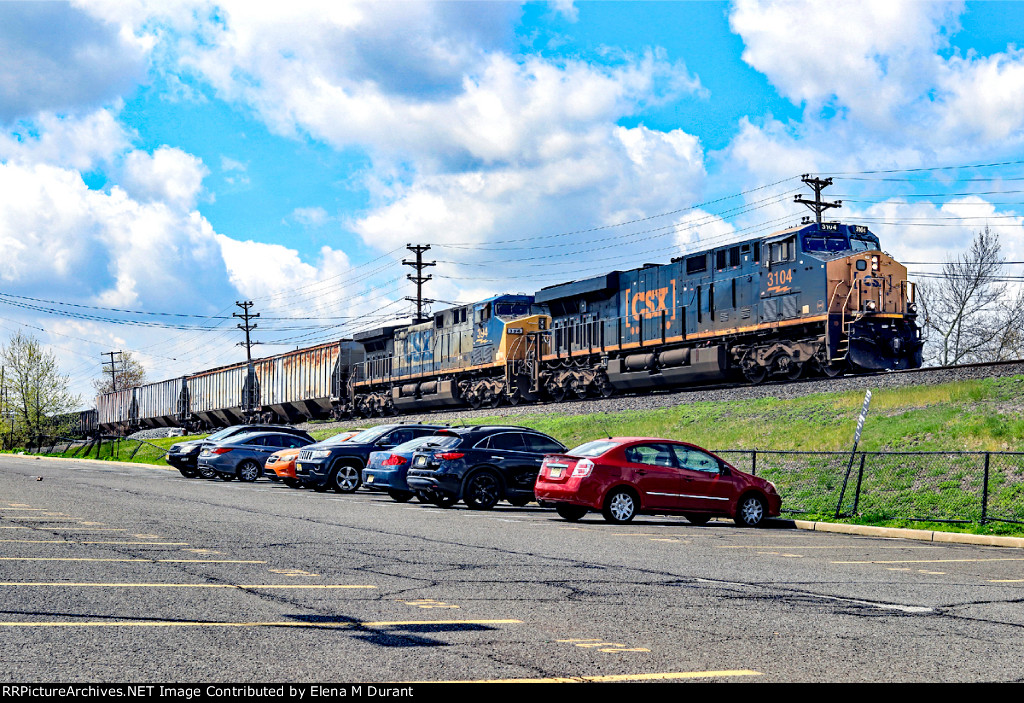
435 452 465 461
382 454 407 466
571 458 595 477
212 447 233 455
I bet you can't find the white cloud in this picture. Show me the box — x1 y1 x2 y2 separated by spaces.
290 206 330 227
0 1 151 122
0 108 131 172
727 0 1024 163
120 146 209 211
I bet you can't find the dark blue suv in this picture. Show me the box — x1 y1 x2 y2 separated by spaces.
406 426 566 509
295 424 447 493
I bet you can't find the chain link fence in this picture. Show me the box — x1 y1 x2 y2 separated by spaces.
715 449 1024 525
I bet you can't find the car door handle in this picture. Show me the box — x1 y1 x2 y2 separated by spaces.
490 456 504 460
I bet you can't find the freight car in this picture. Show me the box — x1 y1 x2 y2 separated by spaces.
96 340 364 434
94 219 922 431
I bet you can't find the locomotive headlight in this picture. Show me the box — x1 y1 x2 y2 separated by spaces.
907 302 918 314
865 300 877 311
871 255 879 271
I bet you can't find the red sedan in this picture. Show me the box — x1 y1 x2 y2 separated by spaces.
534 437 781 526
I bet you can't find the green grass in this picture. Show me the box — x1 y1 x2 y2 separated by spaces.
17 374 1024 536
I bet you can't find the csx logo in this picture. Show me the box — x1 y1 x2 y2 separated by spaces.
625 282 676 332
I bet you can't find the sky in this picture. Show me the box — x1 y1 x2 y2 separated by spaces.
2 0 1024 406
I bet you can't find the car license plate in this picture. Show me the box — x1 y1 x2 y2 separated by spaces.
549 468 563 479
415 456 427 466
366 474 374 483
296 463 306 473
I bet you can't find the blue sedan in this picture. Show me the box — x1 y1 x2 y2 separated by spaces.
362 435 448 502
198 431 314 482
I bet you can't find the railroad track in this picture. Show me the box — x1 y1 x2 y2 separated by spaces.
297 359 1024 432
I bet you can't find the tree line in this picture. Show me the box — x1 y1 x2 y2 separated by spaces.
917 227 1024 366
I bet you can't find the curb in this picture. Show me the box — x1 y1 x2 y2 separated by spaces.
786 518 1024 549
5 453 176 472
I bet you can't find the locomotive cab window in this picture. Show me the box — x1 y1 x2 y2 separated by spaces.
765 237 796 266
686 254 707 275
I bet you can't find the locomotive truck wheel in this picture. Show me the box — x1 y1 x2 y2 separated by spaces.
785 361 804 381
818 360 844 378
571 379 588 400
486 391 501 409
743 365 768 385
467 393 483 410
548 384 567 403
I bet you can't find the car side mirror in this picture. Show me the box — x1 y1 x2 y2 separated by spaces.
718 463 731 476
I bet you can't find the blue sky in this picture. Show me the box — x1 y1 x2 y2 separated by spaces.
1 0 1023 403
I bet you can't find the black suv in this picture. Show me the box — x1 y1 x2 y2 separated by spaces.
295 424 447 493
406 426 566 509
167 424 314 479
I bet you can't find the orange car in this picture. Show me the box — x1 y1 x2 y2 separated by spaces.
266 429 367 488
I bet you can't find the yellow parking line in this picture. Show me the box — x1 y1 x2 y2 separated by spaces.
833 558 1024 565
419 670 762 683
0 583 376 589
0 558 266 564
718 545 943 550
0 541 189 545
0 618 520 628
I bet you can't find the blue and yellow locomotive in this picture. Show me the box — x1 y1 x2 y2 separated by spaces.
337 220 922 415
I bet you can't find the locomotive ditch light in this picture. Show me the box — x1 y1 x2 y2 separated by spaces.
871 255 879 271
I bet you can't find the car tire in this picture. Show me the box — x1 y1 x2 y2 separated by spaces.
432 494 457 508
602 488 637 524
388 490 414 503
463 471 501 510
735 494 767 527
312 482 331 493
283 478 302 488
555 504 588 522
414 491 431 503
683 513 711 526
237 460 261 483
331 463 362 494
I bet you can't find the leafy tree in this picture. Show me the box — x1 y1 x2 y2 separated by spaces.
92 350 146 395
0 331 81 447
918 227 1016 365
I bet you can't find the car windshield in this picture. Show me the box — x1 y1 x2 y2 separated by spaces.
422 434 462 450
207 426 242 442
327 426 389 445
392 435 444 453
568 440 619 457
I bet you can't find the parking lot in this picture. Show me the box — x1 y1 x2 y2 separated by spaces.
2 454 1024 683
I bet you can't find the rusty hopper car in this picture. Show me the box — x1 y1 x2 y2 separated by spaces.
135 377 187 429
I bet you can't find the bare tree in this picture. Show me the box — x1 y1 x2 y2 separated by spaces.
92 350 146 395
917 227 1021 365
1 331 81 447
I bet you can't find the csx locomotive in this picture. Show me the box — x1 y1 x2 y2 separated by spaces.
95 219 922 434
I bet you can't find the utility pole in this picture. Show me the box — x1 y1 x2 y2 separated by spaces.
101 351 122 392
794 174 842 225
233 301 259 364
234 301 260 419
403 244 435 324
